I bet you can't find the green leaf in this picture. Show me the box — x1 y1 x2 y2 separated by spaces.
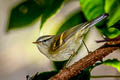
57 11 87 34
30 71 58 80
101 20 120 38
105 0 120 27
79 0 120 38
104 59 120 72
107 27 120 38
8 0 43 30
111 20 120 30
79 0 104 20
8 0 64 31
40 0 64 29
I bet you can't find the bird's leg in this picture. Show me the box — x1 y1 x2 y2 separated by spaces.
63 51 76 68
82 40 103 62
64 40 91 68
82 40 91 53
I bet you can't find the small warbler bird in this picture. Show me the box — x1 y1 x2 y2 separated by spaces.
33 13 108 61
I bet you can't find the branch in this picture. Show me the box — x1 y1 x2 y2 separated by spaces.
50 40 120 80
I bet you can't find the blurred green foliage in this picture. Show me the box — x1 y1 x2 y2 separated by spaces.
105 0 120 27
80 0 104 20
103 0 120 38
7 0 120 80
79 0 120 38
8 0 42 30
57 11 87 34
104 59 120 72
8 0 64 30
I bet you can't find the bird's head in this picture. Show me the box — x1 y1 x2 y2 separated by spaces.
33 35 54 57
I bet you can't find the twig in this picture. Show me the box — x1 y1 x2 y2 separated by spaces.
50 40 120 80
91 75 120 78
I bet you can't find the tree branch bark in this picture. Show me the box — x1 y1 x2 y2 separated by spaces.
50 40 120 80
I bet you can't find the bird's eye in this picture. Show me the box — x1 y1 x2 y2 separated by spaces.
43 40 47 42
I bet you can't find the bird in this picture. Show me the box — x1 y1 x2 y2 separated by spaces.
33 13 108 61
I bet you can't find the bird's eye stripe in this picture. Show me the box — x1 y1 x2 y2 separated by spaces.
37 35 53 42
43 38 50 42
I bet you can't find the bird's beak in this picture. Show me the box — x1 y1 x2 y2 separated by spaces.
32 41 40 44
